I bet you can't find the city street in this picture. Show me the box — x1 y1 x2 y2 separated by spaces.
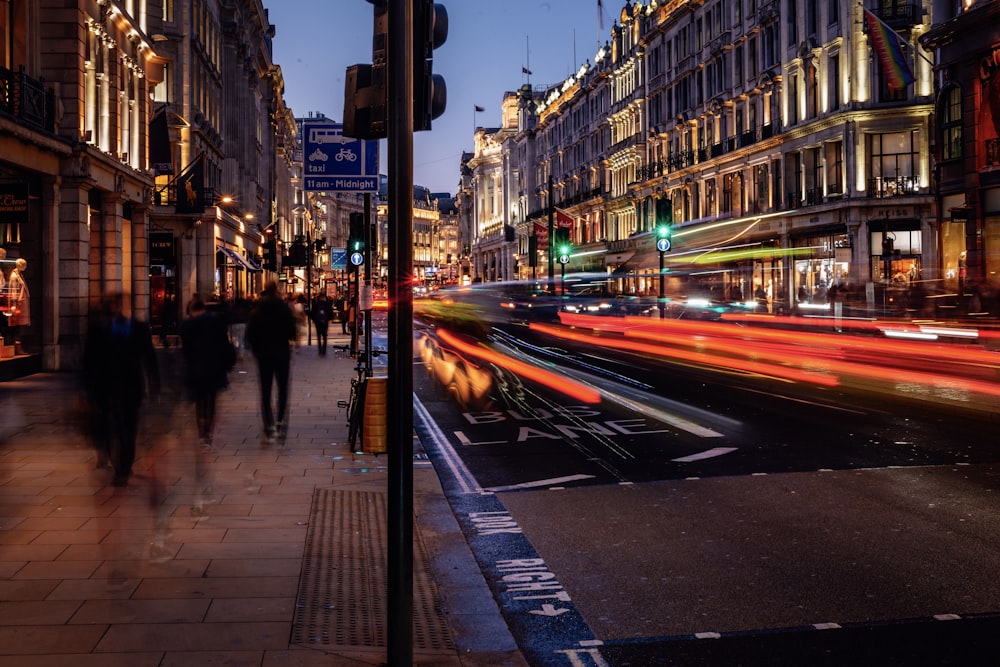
411 315 1000 665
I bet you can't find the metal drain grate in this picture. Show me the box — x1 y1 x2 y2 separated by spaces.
292 488 455 652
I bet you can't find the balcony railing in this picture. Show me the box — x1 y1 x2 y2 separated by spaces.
0 65 56 132
876 2 920 30
868 175 919 198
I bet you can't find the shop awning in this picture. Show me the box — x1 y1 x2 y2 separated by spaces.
218 246 261 272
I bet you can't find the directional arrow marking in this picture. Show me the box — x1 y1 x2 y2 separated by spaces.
530 604 570 616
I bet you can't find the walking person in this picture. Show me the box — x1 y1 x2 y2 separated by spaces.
83 292 160 487
311 292 333 356
180 295 235 450
338 293 350 334
246 281 297 444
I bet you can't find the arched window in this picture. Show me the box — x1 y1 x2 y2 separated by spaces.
940 86 962 161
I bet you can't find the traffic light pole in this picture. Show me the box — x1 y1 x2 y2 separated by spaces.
659 250 666 319
386 0 414 664
364 193 373 376
547 173 554 284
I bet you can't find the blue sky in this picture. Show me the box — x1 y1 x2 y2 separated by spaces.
266 0 617 195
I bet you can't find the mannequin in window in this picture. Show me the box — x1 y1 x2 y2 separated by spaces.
5 258 29 351
0 248 7 346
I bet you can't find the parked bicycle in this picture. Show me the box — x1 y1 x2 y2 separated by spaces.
337 348 385 452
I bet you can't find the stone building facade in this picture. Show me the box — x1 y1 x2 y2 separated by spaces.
469 0 948 316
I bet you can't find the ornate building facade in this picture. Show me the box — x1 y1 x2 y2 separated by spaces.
148 0 296 328
472 0 943 315
0 0 297 378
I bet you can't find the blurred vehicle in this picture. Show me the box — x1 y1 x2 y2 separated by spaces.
371 290 389 310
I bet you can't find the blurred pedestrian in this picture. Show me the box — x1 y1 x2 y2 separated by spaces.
83 292 160 487
337 293 349 334
291 294 307 347
229 296 252 360
180 294 235 450
246 281 296 444
311 292 333 356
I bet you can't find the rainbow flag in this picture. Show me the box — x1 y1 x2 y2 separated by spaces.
864 8 915 91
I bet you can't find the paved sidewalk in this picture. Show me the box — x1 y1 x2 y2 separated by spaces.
0 334 527 666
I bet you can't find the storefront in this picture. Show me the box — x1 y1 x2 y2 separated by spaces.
791 229 852 307
0 174 43 375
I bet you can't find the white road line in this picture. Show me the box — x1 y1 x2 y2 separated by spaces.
671 447 739 463
484 474 596 493
414 395 481 495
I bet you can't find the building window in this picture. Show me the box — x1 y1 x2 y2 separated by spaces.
941 86 962 161
869 131 920 196
825 140 843 194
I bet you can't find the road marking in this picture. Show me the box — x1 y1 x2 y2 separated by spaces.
530 604 570 616
485 474 595 492
414 395 480 494
814 622 841 630
555 648 611 666
672 447 738 463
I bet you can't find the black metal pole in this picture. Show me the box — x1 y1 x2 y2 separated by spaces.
387 0 414 664
547 174 554 284
364 193 373 375
307 232 313 346
659 250 665 318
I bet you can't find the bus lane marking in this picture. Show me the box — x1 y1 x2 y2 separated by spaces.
484 474 596 493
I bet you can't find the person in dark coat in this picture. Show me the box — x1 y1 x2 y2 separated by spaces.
245 281 297 444
83 292 160 487
180 294 234 449
311 292 333 356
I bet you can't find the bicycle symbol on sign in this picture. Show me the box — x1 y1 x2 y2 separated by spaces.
335 148 358 162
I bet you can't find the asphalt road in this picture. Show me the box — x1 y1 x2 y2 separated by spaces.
410 319 1000 665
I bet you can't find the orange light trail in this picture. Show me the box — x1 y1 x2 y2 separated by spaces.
529 322 841 387
435 329 602 404
551 313 1000 399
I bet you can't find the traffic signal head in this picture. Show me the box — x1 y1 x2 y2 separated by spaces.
344 1 388 139
262 238 277 272
656 223 671 239
349 212 366 253
414 1 448 132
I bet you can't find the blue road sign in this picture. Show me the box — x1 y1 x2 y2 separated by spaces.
656 238 671 252
350 251 365 266
302 123 378 192
330 247 347 270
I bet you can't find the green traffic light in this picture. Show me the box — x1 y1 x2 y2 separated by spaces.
656 225 671 239
559 244 571 255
